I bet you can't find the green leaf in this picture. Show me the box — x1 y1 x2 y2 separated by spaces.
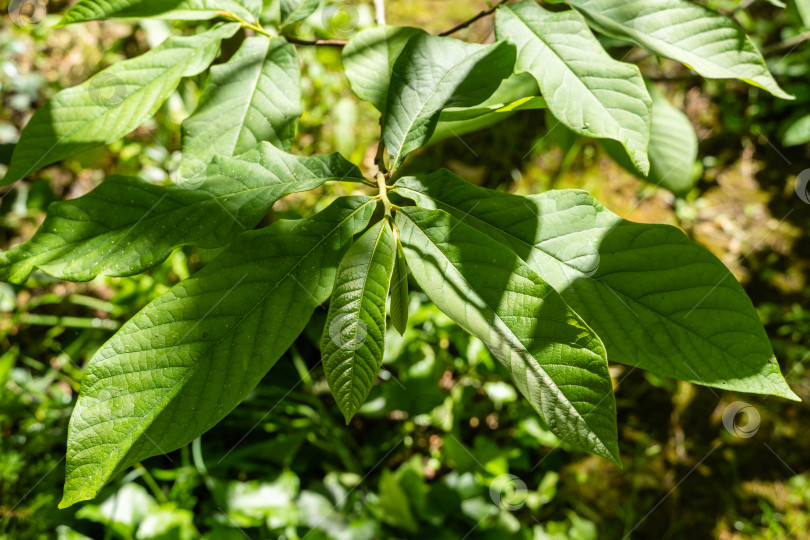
389 228 409 336
796 0 810 28
383 34 516 170
280 0 323 26
321 220 396 422
60 196 375 508
782 114 810 147
496 0 652 175
395 206 620 463
58 0 256 25
394 171 799 400
568 0 793 99
342 26 424 113
1 24 239 187
182 36 301 159
0 143 365 282
602 84 698 196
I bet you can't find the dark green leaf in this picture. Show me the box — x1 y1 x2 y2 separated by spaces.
60 196 375 508
389 227 409 336
321 220 397 422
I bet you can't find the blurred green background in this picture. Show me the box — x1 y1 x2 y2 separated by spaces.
2 0 810 538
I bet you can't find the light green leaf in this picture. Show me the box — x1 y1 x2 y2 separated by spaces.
183 36 301 159
58 0 255 25
321 220 396 422
496 0 652 175
389 228 409 336
1 24 239 187
794 0 810 28
782 114 810 146
383 34 516 170
342 26 424 113
602 84 698 195
280 0 323 26
395 206 620 463
394 171 798 400
568 0 793 99
60 196 375 508
0 143 365 282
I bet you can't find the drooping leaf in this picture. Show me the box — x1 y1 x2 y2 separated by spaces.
60 196 375 508
0 143 365 282
280 0 323 26
58 0 258 25
1 24 239 187
395 206 620 463
389 227 409 336
383 34 516 169
394 171 799 400
568 0 793 99
496 0 652 174
182 36 301 159
342 26 424 113
602 84 698 195
321 220 397 422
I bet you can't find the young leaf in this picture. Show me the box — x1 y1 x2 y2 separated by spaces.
389 227 409 336
280 0 323 27
342 26 424 113
182 35 301 159
58 0 256 25
0 143 366 282
395 206 620 464
568 0 793 99
383 34 516 170
1 23 239 187
60 196 375 509
602 84 698 196
495 0 652 175
394 171 799 400
321 220 397 423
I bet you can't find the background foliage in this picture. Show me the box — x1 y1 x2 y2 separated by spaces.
1 0 810 538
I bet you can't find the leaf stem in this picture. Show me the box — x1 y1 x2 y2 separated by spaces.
438 0 510 37
134 463 169 504
377 172 392 217
217 10 347 45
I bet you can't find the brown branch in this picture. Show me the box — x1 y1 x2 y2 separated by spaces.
284 37 347 47
439 0 510 37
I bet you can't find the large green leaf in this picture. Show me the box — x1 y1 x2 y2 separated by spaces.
60 196 375 508
568 0 792 99
382 34 516 170
0 143 365 282
321 220 396 422
395 206 620 463
394 171 798 400
342 26 424 113
280 0 323 26
58 0 256 25
496 0 652 175
182 36 301 159
1 24 239 187
602 83 698 195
